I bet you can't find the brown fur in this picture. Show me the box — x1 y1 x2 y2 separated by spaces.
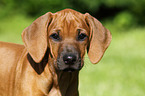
0 9 111 96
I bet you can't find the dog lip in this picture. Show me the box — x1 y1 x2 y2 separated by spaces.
62 65 82 72
57 63 82 72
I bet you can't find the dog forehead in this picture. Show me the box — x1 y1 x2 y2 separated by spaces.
55 12 84 26
53 10 88 34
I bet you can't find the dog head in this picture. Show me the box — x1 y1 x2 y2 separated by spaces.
22 9 112 72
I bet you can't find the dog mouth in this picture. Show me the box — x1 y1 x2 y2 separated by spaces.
57 61 83 72
57 64 83 72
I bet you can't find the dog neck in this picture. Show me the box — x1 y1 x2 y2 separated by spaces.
56 70 79 95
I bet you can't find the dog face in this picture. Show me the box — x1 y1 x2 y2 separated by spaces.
22 9 111 72
48 11 89 72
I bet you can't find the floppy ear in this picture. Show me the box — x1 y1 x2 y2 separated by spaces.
85 13 112 64
22 12 52 63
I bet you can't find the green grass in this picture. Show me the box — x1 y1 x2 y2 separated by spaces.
0 15 145 96
0 14 33 44
80 28 145 96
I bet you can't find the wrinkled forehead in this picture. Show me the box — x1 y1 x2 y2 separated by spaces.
56 12 83 27
49 12 89 33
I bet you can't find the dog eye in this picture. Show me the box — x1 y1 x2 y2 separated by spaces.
77 33 87 41
50 33 60 41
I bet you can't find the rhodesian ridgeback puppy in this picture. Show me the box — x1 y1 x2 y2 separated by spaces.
0 9 111 96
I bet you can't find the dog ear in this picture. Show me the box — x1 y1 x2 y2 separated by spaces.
85 13 112 64
22 12 53 63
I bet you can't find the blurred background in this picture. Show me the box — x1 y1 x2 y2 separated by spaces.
0 0 145 96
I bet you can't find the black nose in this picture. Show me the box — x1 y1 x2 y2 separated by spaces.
63 54 77 65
